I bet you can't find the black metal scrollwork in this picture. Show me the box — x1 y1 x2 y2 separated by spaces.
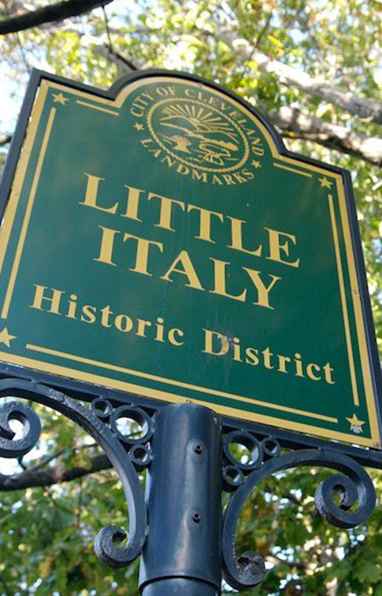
0 383 376 591
222 436 376 591
0 400 41 457
0 379 154 568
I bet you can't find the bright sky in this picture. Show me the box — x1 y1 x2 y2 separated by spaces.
0 69 24 135
0 0 133 140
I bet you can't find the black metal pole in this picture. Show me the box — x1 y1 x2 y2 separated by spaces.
139 403 222 596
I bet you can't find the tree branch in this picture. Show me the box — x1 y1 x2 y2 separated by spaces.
254 14 272 50
0 453 112 491
281 491 302 506
0 0 114 35
219 31 382 126
96 44 139 71
271 106 382 167
0 135 12 146
124 24 382 126
250 49 382 125
268 555 306 571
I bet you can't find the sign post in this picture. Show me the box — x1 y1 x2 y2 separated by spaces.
139 403 222 595
0 69 380 593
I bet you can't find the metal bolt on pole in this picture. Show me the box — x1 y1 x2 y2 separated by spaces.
139 403 222 596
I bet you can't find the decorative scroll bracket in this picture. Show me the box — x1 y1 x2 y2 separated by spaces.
0 381 377 593
221 428 376 591
0 377 154 567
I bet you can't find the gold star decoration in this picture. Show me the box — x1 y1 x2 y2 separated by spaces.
319 176 332 189
133 122 144 131
346 413 365 434
0 327 16 348
52 93 68 105
251 160 262 169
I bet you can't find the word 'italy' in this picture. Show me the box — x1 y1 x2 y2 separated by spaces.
81 173 301 310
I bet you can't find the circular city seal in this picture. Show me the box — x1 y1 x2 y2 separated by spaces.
147 98 250 174
130 80 266 186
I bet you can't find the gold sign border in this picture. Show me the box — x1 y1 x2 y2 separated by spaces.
0 76 379 448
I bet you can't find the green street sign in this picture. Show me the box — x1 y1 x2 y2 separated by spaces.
0 70 381 449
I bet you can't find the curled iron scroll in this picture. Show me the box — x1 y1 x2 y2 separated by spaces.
0 378 150 567
222 448 376 590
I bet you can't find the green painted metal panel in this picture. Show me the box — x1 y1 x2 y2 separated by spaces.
0 72 380 448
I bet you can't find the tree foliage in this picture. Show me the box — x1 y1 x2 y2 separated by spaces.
0 1 381 594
